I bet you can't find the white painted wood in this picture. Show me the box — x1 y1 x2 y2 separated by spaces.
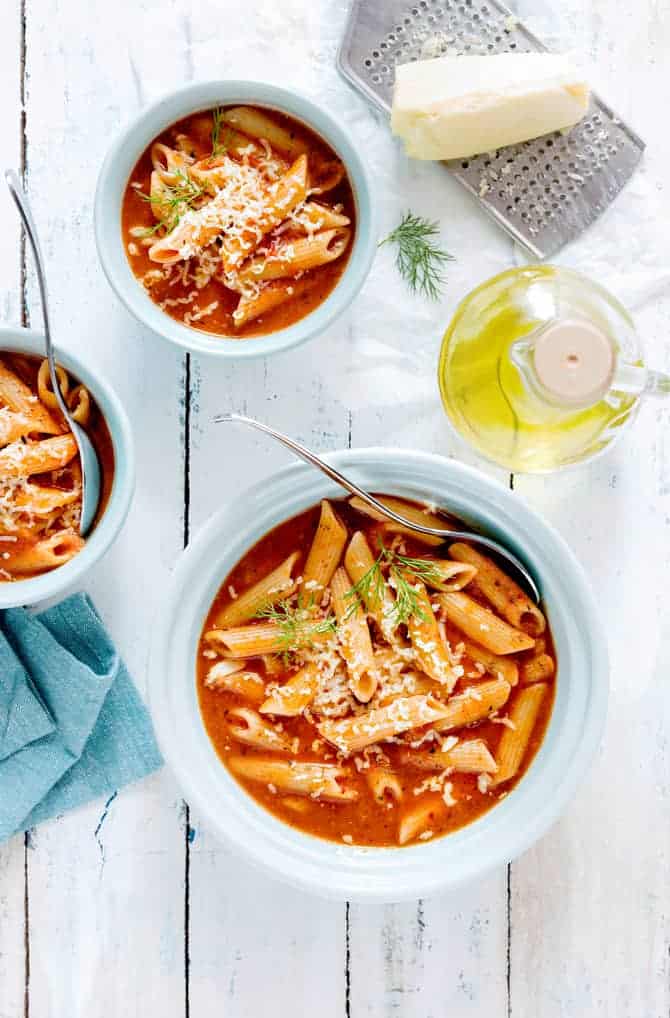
10 3 188 1016
509 2 670 1017
0 0 668 1015
0 5 28 1017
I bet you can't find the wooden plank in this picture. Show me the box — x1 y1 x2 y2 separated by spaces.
0 3 29 1017
186 350 351 1016
509 2 670 1014
18 1 188 1016
349 877 508 1017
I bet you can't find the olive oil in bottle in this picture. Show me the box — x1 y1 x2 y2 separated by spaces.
437 265 647 472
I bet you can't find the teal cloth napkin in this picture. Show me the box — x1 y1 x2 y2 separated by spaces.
0 593 162 842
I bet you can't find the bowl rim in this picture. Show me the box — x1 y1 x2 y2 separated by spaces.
94 78 378 360
148 447 609 902
0 325 136 609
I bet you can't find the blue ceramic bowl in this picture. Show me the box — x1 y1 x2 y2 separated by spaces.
0 326 135 609
94 80 377 359
149 448 609 901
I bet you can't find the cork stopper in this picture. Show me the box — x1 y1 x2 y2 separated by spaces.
532 318 615 406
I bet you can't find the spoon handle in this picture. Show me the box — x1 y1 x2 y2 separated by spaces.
4 170 71 423
215 413 540 602
215 413 458 537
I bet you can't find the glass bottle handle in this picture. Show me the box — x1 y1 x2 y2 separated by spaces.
611 362 670 399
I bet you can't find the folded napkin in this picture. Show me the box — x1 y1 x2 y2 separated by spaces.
0 593 162 842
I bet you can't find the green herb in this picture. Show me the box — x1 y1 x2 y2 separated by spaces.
138 169 204 235
379 212 454 301
344 544 443 627
256 597 337 656
211 106 225 157
343 551 386 619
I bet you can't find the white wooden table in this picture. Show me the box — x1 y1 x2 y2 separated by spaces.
1 1 669 1015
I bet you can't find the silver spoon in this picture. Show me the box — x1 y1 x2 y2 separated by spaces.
5 169 101 535
215 412 540 602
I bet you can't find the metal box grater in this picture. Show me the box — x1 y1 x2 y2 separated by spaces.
337 0 645 258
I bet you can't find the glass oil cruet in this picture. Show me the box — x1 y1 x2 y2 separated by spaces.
437 265 670 473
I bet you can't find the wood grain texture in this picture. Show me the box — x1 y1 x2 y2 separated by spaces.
510 2 670 1016
0 5 28 1018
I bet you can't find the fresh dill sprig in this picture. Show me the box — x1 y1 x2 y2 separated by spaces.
379 212 454 300
256 596 337 655
343 544 442 627
344 551 386 619
211 106 225 157
138 169 203 235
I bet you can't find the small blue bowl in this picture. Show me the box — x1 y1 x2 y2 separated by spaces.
95 80 377 359
0 326 135 609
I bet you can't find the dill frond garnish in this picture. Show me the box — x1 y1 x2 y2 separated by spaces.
138 169 204 236
344 551 385 619
344 545 444 627
379 212 454 300
211 106 225 157
256 597 337 655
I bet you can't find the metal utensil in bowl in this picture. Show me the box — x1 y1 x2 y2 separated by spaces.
5 169 101 535
215 412 540 602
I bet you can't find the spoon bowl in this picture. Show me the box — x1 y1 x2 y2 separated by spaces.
214 412 541 602
5 169 101 534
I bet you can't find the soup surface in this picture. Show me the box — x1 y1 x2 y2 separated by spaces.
197 496 556 848
122 104 356 339
0 353 114 580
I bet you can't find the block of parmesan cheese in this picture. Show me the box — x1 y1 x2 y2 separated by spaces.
391 52 590 161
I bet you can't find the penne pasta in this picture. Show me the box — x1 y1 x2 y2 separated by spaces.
458 638 519 686
330 566 377 703
366 766 404 804
348 495 451 547
449 543 546 636
67 385 91 426
302 499 348 593
228 756 358 802
0 408 42 446
221 154 309 272
398 798 445 845
2 530 84 575
226 707 293 751
376 668 438 706
12 483 80 516
318 695 451 754
309 157 346 194
344 530 396 641
259 663 320 716
399 739 497 774
402 575 458 689
205 660 266 702
421 558 477 592
490 683 548 786
521 653 555 685
434 678 512 732
232 278 311 328
238 228 351 282
204 622 285 658
0 434 78 478
213 551 300 627
0 358 61 434
37 359 69 409
438 592 536 655
222 106 309 158
292 201 351 232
